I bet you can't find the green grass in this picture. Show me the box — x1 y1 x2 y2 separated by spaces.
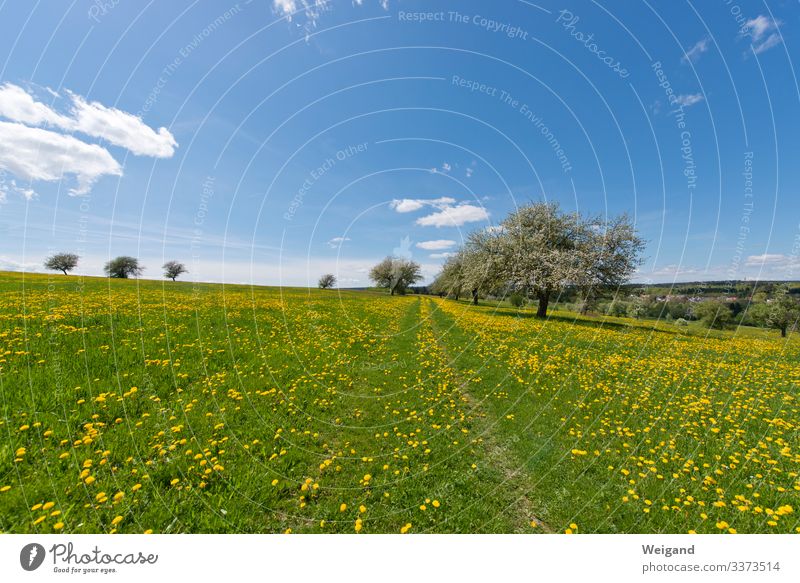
0 272 797 534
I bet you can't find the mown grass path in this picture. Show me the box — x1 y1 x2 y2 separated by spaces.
424 298 551 532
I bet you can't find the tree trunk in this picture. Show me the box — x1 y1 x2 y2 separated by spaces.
536 291 549 318
471 288 479 305
390 287 395 296
454 292 460 301
781 326 787 338
62 269 67 275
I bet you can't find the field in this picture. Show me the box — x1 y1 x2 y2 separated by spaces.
0 271 798 534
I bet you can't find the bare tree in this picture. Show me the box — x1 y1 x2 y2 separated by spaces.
318 273 336 289
44 253 79 275
163 261 188 281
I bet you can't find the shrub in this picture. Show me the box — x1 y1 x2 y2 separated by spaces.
509 292 526 308
606 301 628 317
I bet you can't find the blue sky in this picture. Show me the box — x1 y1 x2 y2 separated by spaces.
0 0 798 285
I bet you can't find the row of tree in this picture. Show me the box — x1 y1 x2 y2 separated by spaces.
430 202 644 318
43 253 188 281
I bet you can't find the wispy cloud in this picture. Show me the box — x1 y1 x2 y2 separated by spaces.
389 197 455 213
416 239 456 251
742 15 782 54
272 0 389 38
682 36 710 63
326 236 351 248
674 93 704 108
0 178 36 201
745 253 798 267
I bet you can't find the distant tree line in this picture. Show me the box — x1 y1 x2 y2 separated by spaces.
616 286 800 337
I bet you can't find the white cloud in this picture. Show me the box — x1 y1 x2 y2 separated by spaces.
465 167 473 178
68 93 177 157
416 239 456 251
0 178 37 202
272 0 331 32
429 252 455 259
682 37 710 63
745 15 773 41
674 93 704 108
389 196 455 213
0 83 177 196
0 83 71 126
0 83 177 158
0 121 122 195
273 0 297 14
326 236 351 248
416 203 489 228
0 255 40 271
745 253 797 267
743 15 782 54
753 33 782 55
